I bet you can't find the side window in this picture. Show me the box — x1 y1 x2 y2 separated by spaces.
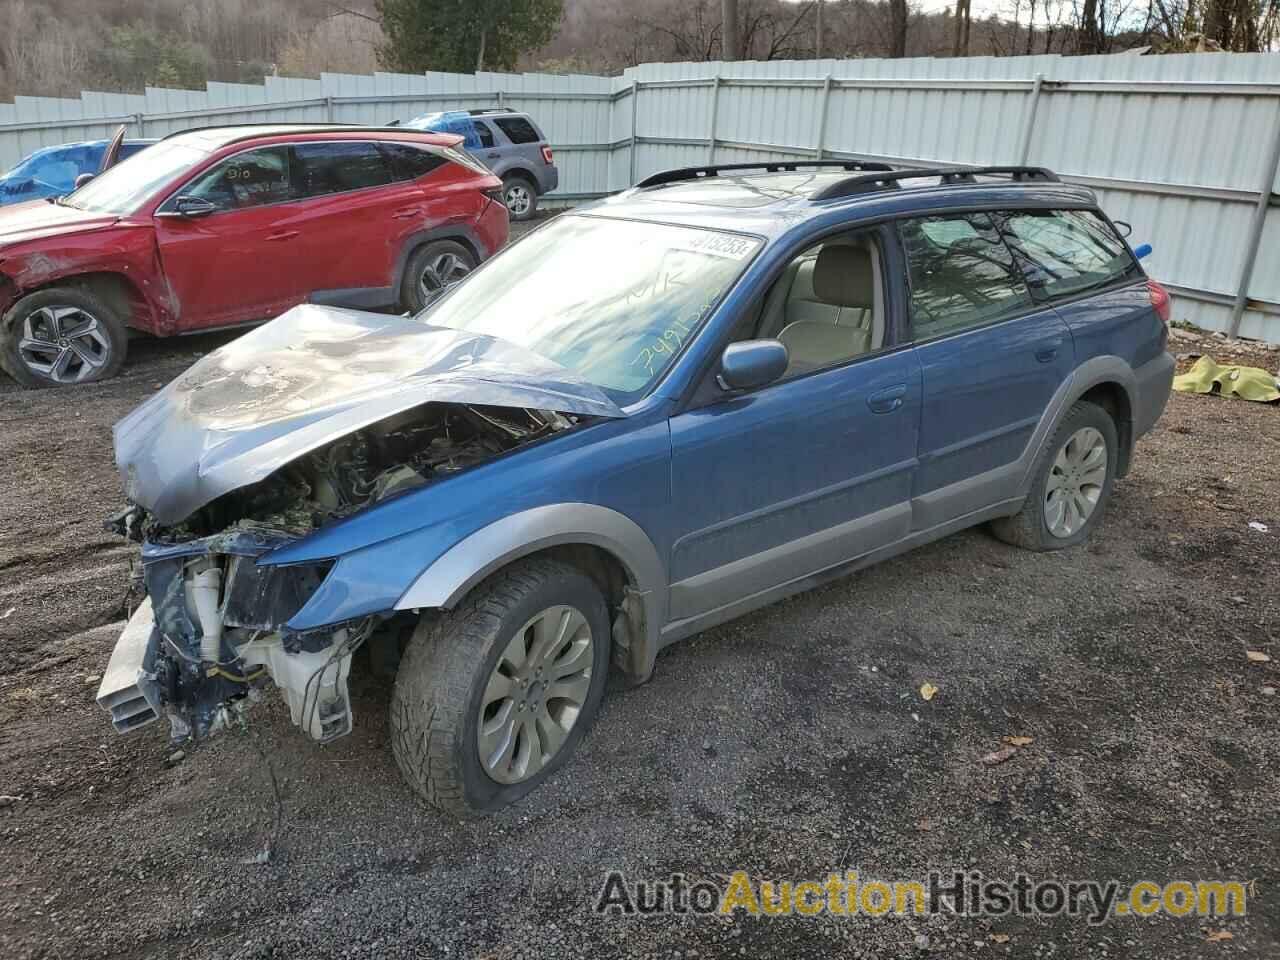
494 116 540 144
474 121 496 149
381 143 448 181
291 141 392 199
181 146 292 211
997 209 1137 301
754 229 886 380
899 212 1034 341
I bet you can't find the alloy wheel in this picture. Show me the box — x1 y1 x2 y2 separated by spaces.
476 604 594 785
418 252 471 302
17 304 111 384
504 182 532 217
1045 426 1108 538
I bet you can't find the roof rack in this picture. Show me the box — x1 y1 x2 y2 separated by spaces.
468 108 511 116
811 165 1060 201
635 160 895 190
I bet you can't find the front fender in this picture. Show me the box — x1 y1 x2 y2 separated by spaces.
283 502 668 680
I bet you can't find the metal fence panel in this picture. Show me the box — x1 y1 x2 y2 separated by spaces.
0 55 1277 339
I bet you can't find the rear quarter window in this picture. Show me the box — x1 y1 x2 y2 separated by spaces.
997 209 1138 301
493 116 541 144
381 143 448 181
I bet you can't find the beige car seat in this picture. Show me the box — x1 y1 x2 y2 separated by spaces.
777 241 882 376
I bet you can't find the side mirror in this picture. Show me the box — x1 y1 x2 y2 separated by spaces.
73 173 95 190
717 339 789 392
173 195 218 217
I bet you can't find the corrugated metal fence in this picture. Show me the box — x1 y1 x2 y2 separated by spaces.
2 53 1278 340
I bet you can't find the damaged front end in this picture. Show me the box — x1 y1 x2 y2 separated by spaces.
95 304 625 749
100 402 574 745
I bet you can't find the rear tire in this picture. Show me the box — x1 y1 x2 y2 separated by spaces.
390 558 611 815
1 286 127 388
990 400 1118 551
399 240 476 314
501 174 538 222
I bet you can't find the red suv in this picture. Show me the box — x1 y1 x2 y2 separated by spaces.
0 125 507 387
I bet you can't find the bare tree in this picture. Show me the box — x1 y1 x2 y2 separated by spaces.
722 0 740 58
889 0 909 54
1077 0 1105 51
952 0 972 53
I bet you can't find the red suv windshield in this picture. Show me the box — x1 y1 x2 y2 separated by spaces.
66 139 210 215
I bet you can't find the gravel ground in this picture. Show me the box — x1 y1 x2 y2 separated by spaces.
1 268 1278 959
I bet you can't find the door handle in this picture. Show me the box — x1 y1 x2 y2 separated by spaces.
867 383 907 414
1035 339 1063 363
392 207 423 220
486 152 500 159
265 230 299 241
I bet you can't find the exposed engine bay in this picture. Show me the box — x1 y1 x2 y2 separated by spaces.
99 403 575 746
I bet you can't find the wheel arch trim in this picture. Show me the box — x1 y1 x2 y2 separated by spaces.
1016 356 1137 497
391 224 485 299
394 503 667 677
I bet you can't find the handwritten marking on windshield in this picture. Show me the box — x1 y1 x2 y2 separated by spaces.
629 291 719 378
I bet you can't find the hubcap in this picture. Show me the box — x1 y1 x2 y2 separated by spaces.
17 305 110 384
477 604 594 785
418 252 471 303
1045 426 1107 538
504 183 531 216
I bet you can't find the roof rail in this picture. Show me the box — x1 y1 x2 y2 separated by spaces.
468 108 509 116
635 160 895 190
811 165 1060 201
157 123 442 145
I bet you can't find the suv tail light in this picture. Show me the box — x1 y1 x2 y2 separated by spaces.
1147 279 1171 326
540 145 554 165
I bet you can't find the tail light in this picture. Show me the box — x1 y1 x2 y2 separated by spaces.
1147 279 1171 326
540 145 554 165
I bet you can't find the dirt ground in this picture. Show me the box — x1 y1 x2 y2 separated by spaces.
1 296 1278 958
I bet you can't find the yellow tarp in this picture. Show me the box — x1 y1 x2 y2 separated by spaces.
1172 356 1280 403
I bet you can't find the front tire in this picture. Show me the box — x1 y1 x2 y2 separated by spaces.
990 400 1118 551
390 558 611 815
1 286 127 388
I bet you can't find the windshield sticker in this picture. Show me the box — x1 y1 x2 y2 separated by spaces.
676 232 758 261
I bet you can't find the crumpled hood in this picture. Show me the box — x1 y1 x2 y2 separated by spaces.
0 197 119 245
114 304 625 524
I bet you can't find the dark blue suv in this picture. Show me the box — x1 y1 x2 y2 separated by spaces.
101 162 1174 814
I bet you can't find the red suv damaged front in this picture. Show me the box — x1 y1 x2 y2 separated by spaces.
0 125 507 387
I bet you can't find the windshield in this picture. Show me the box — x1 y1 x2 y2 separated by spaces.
419 215 762 403
64 139 208 215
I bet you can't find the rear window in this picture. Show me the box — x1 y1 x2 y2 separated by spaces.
493 116 541 144
998 209 1137 301
292 141 392 197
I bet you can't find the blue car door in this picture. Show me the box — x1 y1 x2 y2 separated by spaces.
898 212 1076 529
665 227 921 626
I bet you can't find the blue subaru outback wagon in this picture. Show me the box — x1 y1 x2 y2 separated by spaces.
99 161 1174 813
